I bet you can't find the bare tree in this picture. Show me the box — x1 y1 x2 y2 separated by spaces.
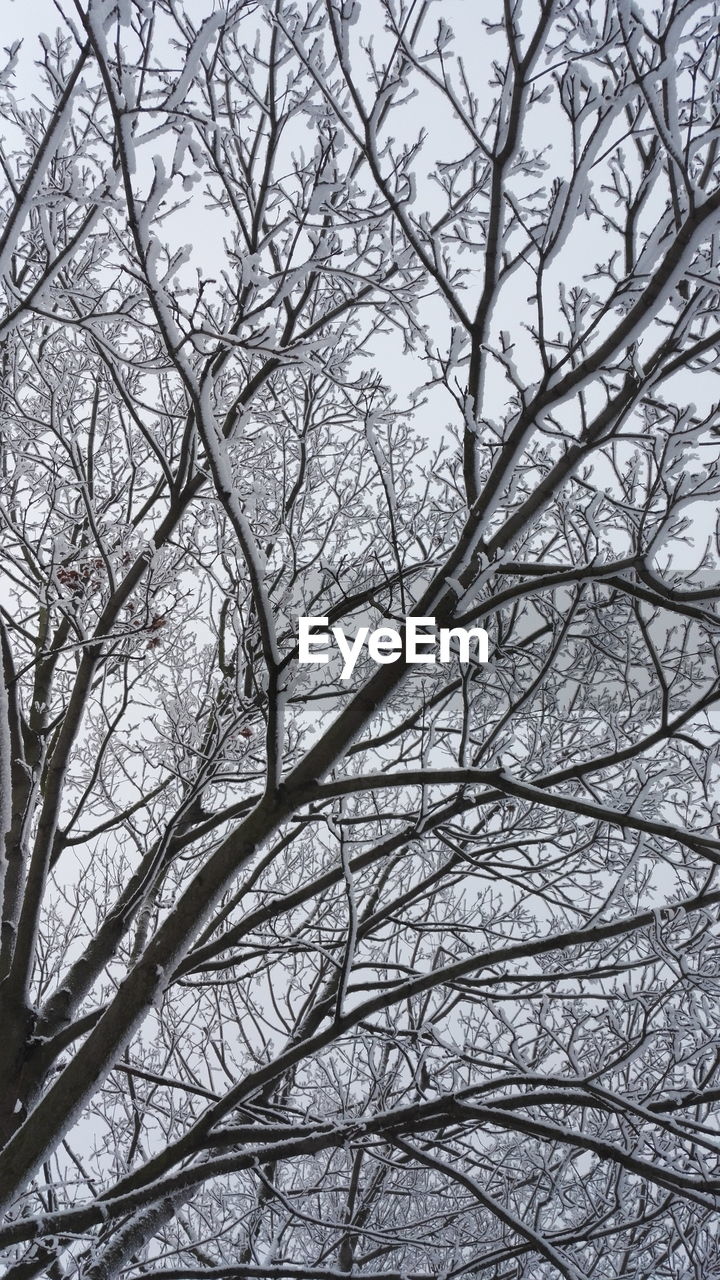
1 1 720 1276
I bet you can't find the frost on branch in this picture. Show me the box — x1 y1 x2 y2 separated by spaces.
0 2 720 1278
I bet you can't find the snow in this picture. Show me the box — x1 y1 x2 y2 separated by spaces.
162 13 225 113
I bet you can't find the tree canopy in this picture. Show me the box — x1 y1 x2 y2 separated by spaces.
1 2 720 1277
